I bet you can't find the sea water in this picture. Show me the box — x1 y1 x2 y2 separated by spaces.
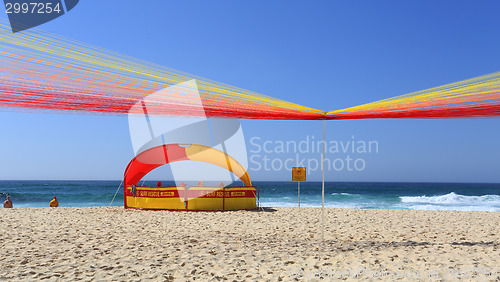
0 180 499 211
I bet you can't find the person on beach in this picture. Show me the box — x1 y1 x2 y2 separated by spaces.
157 181 162 187
49 196 59 207
131 185 137 197
3 196 13 208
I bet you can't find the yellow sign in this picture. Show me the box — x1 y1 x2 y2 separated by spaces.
292 167 306 181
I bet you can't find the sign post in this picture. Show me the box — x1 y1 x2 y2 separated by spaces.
292 167 306 207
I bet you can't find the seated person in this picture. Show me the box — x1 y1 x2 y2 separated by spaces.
3 196 12 208
49 196 59 207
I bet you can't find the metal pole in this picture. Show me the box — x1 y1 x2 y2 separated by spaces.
321 120 325 242
298 181 300 207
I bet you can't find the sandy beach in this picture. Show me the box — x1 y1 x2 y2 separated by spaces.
1 207 499 281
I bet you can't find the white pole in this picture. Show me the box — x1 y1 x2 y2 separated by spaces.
322 120 325 242
298 181 300 207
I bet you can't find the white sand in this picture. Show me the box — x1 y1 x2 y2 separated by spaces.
1 207 499 280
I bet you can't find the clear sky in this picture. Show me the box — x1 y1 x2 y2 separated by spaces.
1 0 499 182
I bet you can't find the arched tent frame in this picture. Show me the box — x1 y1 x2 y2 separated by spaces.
123 143 252 208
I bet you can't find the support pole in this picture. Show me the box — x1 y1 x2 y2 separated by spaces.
298 181 301 207
321 120 326 242
222 186 225 211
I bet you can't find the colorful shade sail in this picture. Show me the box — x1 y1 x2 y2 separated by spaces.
327 72 500 120
0 20 322 120
0 19 499 120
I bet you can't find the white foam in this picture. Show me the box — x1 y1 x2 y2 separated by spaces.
400 192 500 212
259 201 368 209
259 192 500 212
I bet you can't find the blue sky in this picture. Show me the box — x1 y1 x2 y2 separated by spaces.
1 0 499 182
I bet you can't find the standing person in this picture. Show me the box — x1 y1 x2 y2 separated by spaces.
49 196 59 207
3 196 13 208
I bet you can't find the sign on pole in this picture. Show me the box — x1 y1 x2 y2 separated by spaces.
292 167 306 207
292 167 306 181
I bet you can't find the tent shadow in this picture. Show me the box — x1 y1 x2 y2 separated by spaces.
249 207 278 212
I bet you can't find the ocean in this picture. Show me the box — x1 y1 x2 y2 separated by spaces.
1 181 499 212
